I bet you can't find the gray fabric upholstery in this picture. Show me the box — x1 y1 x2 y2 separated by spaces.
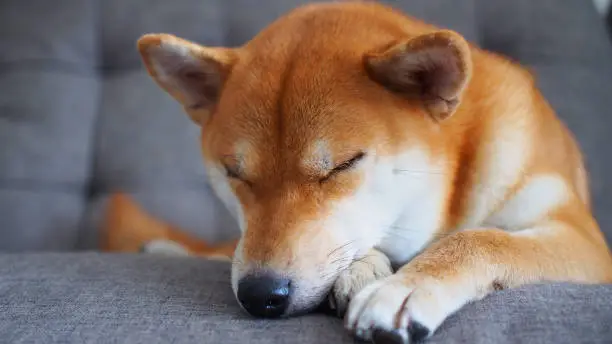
0 253 610 344
0 0 611 251
1 2 612 344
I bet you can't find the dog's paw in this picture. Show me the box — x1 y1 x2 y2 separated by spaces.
345 274 473 344
329 249 392 318
140 239 190 256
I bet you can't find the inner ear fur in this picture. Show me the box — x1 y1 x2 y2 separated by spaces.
364 30 473 121
137 33 238 125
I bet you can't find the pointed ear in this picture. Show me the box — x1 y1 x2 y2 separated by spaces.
137 33 238 125
365 30 472 121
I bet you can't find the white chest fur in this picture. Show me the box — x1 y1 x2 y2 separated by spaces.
373 148 448 268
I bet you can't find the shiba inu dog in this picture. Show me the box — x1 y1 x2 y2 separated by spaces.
135 2 612 343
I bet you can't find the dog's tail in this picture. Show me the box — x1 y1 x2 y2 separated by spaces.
101 192 237 260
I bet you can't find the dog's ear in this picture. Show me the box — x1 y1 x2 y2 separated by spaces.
365 30 472 121
137 33 238 125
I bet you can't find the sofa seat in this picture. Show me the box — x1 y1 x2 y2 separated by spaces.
1 253 611 344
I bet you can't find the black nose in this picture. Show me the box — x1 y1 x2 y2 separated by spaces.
237 274 292 318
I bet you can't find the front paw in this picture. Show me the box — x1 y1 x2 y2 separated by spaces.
329 249 392 317
345 274 471 344
140 239 190 256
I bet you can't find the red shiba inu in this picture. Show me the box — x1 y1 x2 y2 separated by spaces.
135 2 612 343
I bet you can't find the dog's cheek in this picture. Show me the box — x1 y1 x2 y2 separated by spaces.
205 165 247 232
320 169 396 254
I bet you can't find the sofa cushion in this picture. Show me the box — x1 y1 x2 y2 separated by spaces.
0 253 611 344
0 0 100 251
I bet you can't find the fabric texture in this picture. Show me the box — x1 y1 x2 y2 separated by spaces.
0 253 611 344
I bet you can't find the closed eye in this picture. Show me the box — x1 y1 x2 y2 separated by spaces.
320 151 366 182
225 165 241 179
224 164 254 187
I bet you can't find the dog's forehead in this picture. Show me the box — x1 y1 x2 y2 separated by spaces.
212 62 363 152
205 3 424 166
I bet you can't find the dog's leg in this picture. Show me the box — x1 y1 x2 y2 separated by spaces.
329 248 393 317
345 222 612 343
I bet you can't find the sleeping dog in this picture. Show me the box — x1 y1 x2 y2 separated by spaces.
135 2 612 343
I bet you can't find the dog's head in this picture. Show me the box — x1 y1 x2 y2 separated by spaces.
137 2 472 318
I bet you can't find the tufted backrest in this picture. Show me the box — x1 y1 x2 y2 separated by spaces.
1 0 611 251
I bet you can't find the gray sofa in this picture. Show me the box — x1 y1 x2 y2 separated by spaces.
1 0 612 343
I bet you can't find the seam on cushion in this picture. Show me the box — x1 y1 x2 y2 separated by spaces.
75 0 104 251
222 0 230 45
0 60 97 76
90 180 212 194
0 60 146 76
473 0 483 48
0 105 37 123
99 64 150 75
0 179 84 192
497 53 612 68
518 61 612 73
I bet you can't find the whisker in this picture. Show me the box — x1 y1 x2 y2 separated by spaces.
352 254 376 263
385 225 422 233
320 263 351 281
350 256 375 266
392 168 446 175
384 224 447 239
326 240 356 259
329 256 352 266
230 257 245 265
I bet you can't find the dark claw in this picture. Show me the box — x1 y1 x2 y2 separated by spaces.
372 329 408 344
407 321 430 343
367 321 431 344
